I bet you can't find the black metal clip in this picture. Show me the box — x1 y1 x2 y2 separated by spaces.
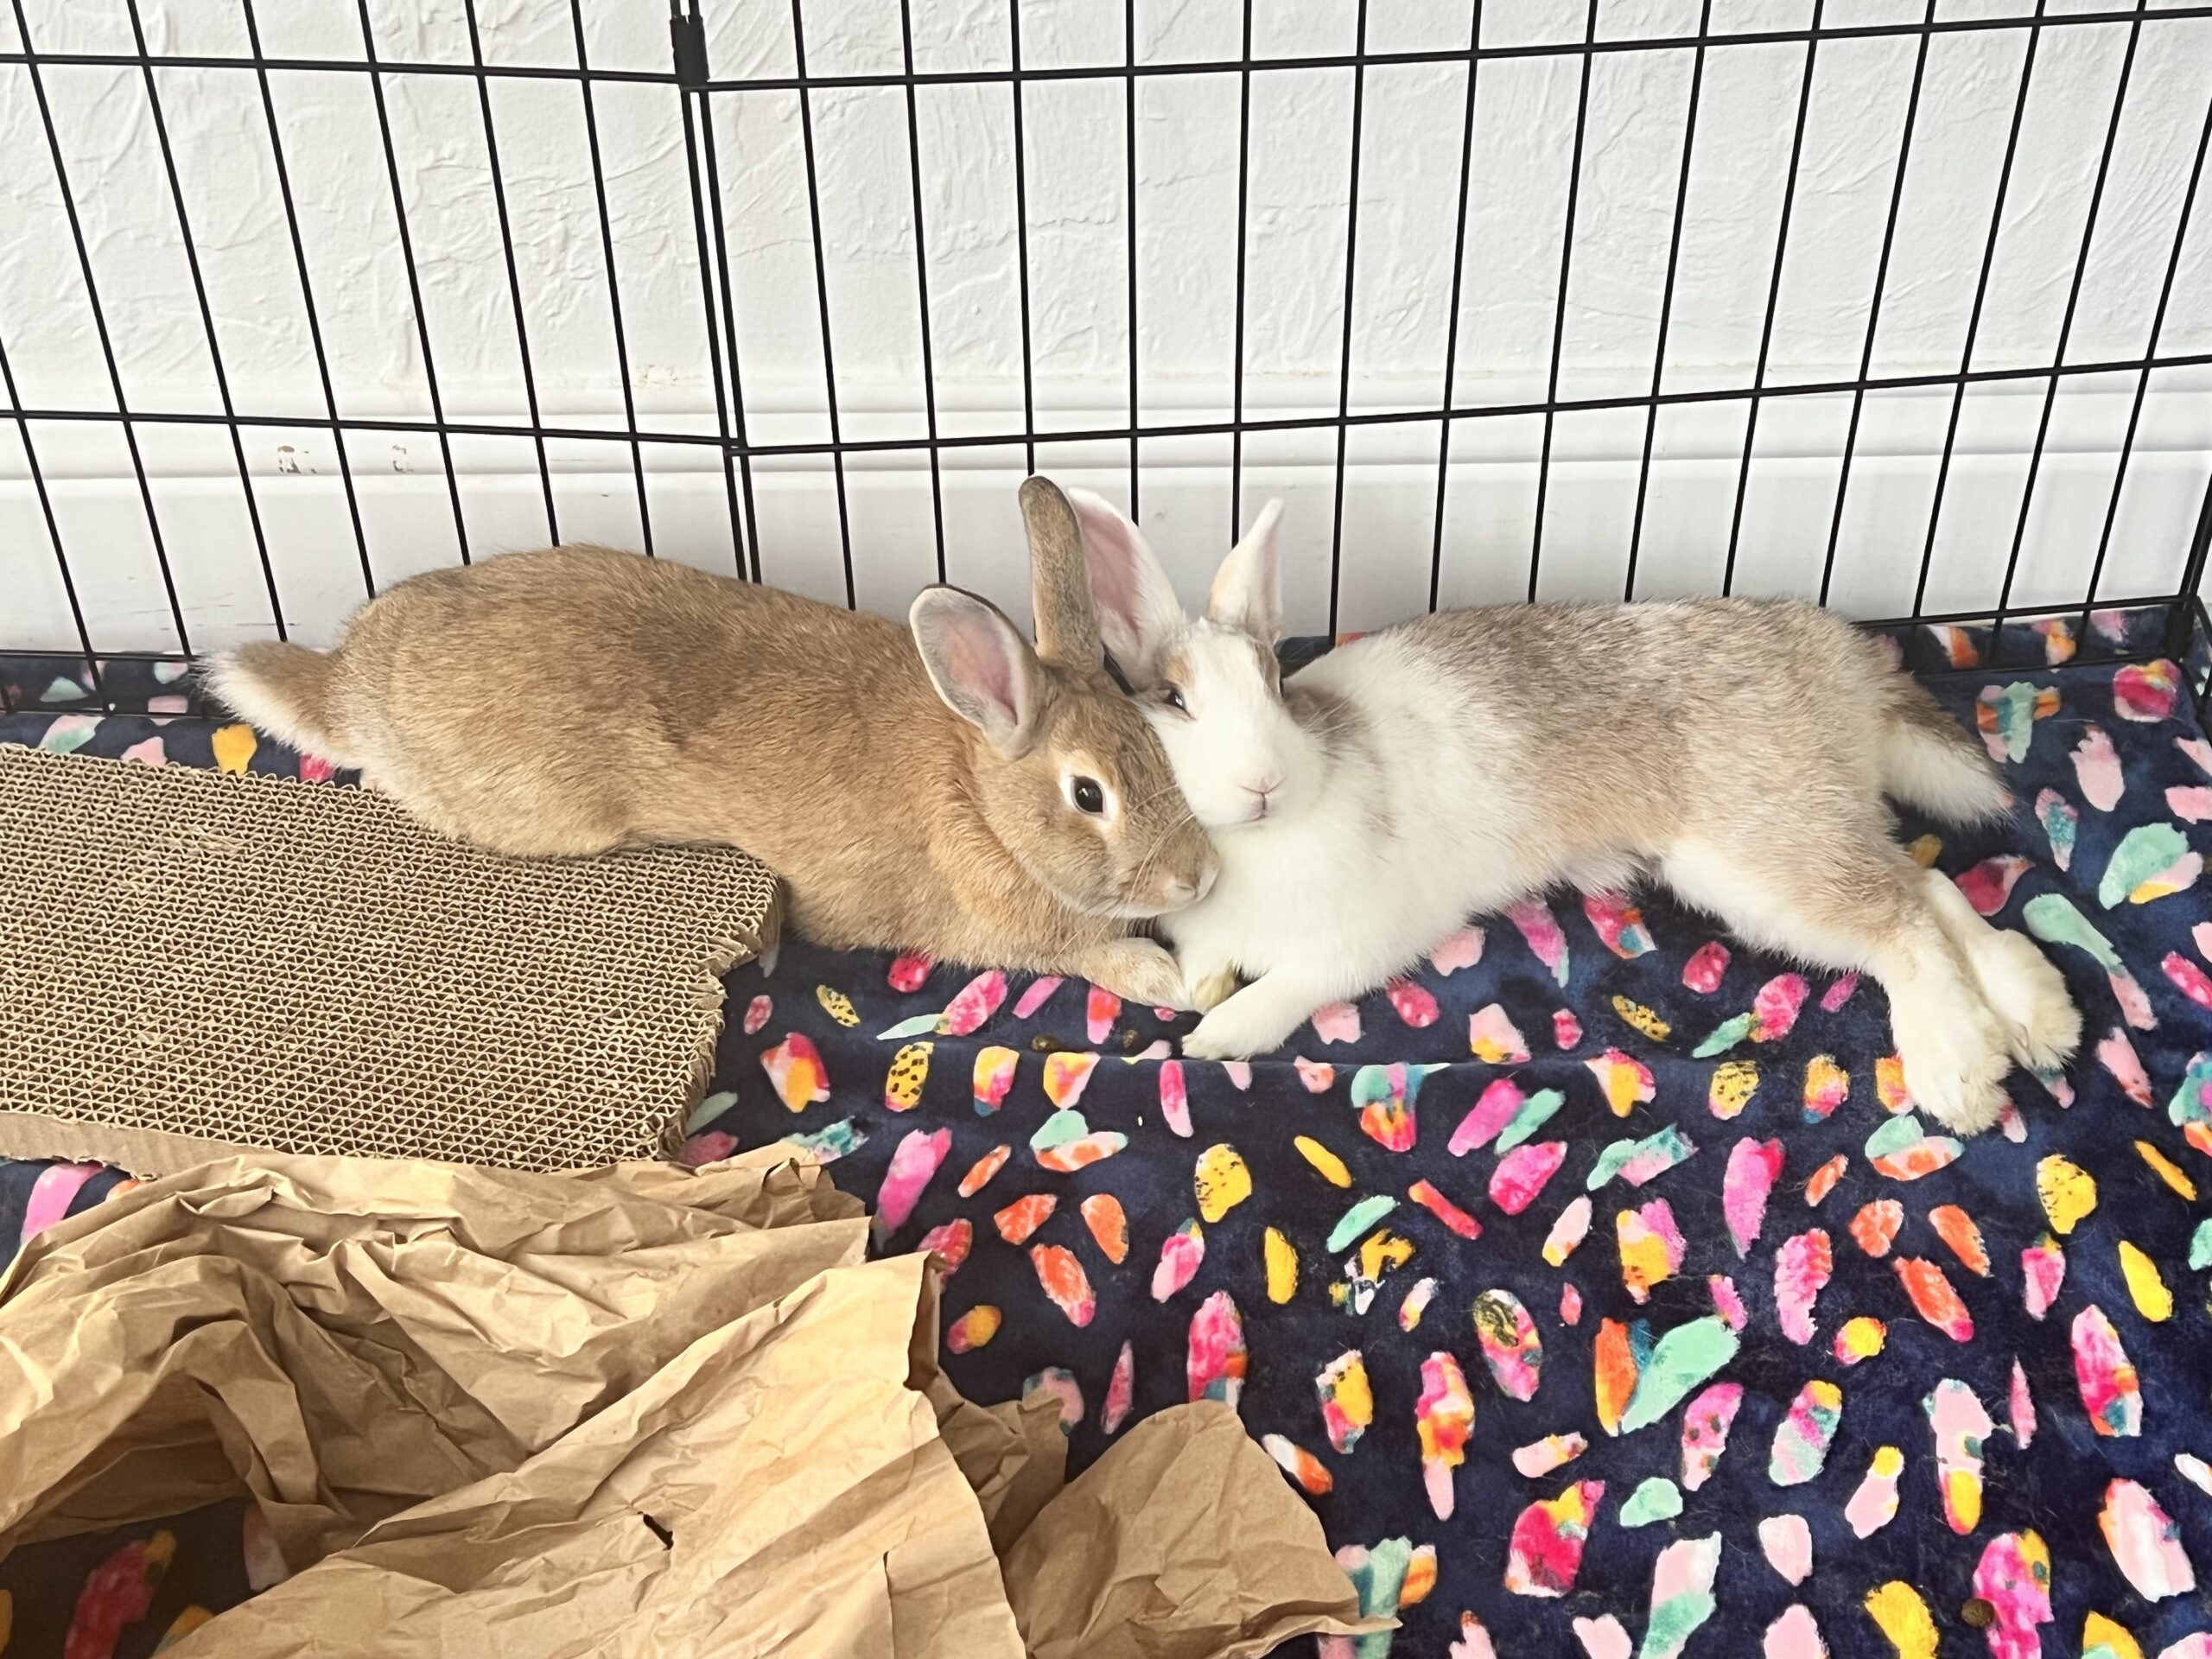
670 0 709 89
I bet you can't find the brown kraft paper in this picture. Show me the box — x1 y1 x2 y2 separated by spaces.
0 1147 1382 1656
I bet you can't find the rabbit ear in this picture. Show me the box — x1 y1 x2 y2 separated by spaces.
1065 485 1185 681
1018 476 1105 671
1206 498 1284 641
911 585 1043 756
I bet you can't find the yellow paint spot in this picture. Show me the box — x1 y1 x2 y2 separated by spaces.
1294 1135 1352 1188
1358 1230 1414 1281
1264 1226 1298 1304
2118 1239 2172 1322
1041 1051 1097 1108
882 1041 931 1110
1400 1543 1438 1606
1865 1580 1939 1659
948 1305 1001 1350
1328 1352 1374 1432
2082 1610 2145 1659
1836 1315 1887 1363
1707 1059 1758 1120
1869 1444 1904 1480
2134 1139 2196 1200
1804 1053 1851 1114
1875 1053 1912 1112
2037 1154 2097 1236
1945 1466 1984 1535
155 1605 214 1653
816 985 860 1026
210 723 257 774
1195 1142 1252 1223
1611 995 1670 1041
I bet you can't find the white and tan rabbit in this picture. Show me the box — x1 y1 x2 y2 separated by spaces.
1068 489 2081 1135
206 477 1216 1006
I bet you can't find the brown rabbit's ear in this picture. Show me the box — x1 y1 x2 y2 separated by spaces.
912 585 1044 757
1019 475 1105 671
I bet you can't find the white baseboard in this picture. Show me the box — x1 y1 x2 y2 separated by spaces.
6 374 2208 653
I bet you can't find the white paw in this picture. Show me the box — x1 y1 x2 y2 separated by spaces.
1891 986 2012 1136
1975 931 2082 1072
1181 989 1306 1062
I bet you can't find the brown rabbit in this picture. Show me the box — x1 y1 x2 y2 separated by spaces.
204 477 1217 1006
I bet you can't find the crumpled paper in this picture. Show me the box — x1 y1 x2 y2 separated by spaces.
0 1148 1380 1656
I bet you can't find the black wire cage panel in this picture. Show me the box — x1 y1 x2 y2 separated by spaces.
3 0 2212 718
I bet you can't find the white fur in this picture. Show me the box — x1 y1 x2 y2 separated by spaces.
1068 488 2082 1135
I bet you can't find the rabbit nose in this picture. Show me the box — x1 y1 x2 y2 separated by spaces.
1165 863 1217 906
1246 775 1281 800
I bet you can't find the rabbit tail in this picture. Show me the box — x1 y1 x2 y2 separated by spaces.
1879 675 2009 824
204 642 357 766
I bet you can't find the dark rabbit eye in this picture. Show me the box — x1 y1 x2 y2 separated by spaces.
1162 686 1188 713
1072 777 1105 815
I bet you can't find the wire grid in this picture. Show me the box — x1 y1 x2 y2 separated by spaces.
3 0 2212 718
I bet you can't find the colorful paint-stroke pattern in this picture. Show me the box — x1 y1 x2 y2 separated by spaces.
3 613 2212 1656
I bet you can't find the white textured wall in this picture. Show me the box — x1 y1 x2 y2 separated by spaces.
5 0 2212 653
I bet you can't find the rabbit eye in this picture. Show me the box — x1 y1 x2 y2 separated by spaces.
1071 777 1105 815
1161 686 1188 714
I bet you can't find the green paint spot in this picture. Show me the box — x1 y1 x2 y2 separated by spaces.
1692 1012 1753 1058
1619 1477 1683 1527
1495 1087 1564 1153
685 1090 738 1135
1619 1317 1739 1435
1327 1193 1398 1253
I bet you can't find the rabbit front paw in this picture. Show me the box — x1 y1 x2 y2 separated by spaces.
1180 976 1313 1061
1076 938 1191 1010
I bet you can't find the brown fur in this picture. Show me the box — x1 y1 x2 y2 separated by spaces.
206 485 1215 1004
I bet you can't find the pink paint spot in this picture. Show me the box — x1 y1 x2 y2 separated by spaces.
1723 1137 1784 1257
21 1162 101 1243
1751 974 1808 1041
872 1128 950 1243
1158 1059 1192 1137
1490 1141 1567 1216
1449 1078 1525 1156
1312 1001 1362 1044
1086 984 1121 1044
1682 941 1730 994
1014 975 1064 1019
1774 1230 1833 1344
678 1130 736 1167
1431 926 1484 973
1387 978 1440 1027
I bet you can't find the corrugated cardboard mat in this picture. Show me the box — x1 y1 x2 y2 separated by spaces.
0 746 778 1173
0 1148 1378 1656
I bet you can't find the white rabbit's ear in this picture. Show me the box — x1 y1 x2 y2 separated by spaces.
1206 499 1283 642
1065 486 1185 681
911 585 1040 756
